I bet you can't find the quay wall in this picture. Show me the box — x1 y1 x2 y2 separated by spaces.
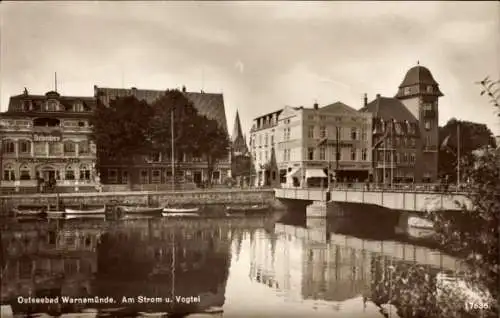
0 189 285 213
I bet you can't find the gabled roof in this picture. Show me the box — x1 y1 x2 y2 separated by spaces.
95 86 228 134
320 101 359 114
360 96 418 122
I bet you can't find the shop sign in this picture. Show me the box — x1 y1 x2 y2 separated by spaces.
33 131 62 142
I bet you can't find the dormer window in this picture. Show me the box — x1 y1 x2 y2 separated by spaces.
426 86 433 93
23 100 32 111
46 100 58 112
404 87 411 95
74 102 84 112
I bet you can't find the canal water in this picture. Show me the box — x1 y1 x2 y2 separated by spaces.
0 207 469 318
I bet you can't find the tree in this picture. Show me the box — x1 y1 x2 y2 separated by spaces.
197 118 230 187
438 118 496 180
149 90 203 161
90 96 154 187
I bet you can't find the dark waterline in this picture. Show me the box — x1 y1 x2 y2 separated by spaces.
1 207 464 317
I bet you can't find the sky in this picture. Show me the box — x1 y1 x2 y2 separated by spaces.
1 1 499 138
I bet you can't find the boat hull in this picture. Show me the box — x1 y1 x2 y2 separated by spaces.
65 207 106 215
119 206 163 215
162 207 199 213
161 212 200 217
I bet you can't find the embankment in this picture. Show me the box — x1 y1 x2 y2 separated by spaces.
0 189 285 215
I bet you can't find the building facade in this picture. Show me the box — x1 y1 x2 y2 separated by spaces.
361 64 443 183
249 102 373 188
0 89 98 193
94 85 231 188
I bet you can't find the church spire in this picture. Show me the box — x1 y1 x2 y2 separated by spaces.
232 110 244 142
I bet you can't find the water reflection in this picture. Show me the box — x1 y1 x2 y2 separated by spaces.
1 208 470 317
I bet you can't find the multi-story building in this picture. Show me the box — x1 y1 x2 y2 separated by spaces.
249 102 373 187
361 63 443 183
0 89 98 193
94 85 231 188
249 110 283 187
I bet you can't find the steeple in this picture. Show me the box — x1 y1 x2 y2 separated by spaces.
232 110 248 155
232 110 244 142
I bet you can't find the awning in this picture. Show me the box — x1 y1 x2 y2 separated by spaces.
305 168 327 179
286 168 301 178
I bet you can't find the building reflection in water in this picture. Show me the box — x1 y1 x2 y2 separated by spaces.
248 226 372 304
247 221 465 316
95 218 232 314
0 218 242 316
1 220 102 314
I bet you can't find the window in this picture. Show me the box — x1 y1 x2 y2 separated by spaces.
319 147 326 160
404 87 410 95
350 148 356 161
259 135 262 146
424 120 431 130
46 100 58 111
20 165 31 180
78 121 85 127
79 141 89 155
308 115 314 120
362 149 367 161
152 169 161 184
272 171 276 180
140 170 149 183
212 171 220 182
285 128 290 140
265 151 268 162
308 126 314 138
426 86 433 93
2 140 15 153
122 171 128 184
395 153 400 163
49 142 61 156
19 140 31 154
3 165 15 181
286 149 291 161
74 102 84 112
351 127 357 140
423 103 432 111
425 135 431 147
308 148 314 160
410 153 416 163
320 115 326 121
149 152 161 162
320 126 326 138
362 129 367 141
64 141 76 154
79 165 91 180
403 153 409 162
108 169 117 183
271 135 274 145
282 150 287 162
258 152 262 162
65 166 75 180
265 134 268 147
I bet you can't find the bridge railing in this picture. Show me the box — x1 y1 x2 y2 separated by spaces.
279 182 470 194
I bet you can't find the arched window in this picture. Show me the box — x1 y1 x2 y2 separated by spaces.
20 164 31 180
80 164 91 180
2 140 15 153
3 164 15 181
65 165 75 180
19 140 31 154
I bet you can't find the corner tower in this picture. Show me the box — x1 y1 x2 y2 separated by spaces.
395 63 443 182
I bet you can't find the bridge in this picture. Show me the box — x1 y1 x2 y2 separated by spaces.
275 183 472 213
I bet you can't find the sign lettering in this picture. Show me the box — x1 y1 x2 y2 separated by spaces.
33 131 62 143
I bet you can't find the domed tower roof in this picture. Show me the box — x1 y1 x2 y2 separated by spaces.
399 65 438 87
395 63 443 99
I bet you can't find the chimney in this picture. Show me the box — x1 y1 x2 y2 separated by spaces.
182 85 186 93
376 94 381 99
313 102 319 110
363 93 368 106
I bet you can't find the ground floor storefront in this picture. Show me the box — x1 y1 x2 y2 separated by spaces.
1 157 98 194
373 167 416 184
278 161 372 188
99 164 231 189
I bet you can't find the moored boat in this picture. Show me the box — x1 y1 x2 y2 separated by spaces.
119 205 163 215
65 214 106 220
12 205 47 218
65 206 106 215
162 207 200 217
